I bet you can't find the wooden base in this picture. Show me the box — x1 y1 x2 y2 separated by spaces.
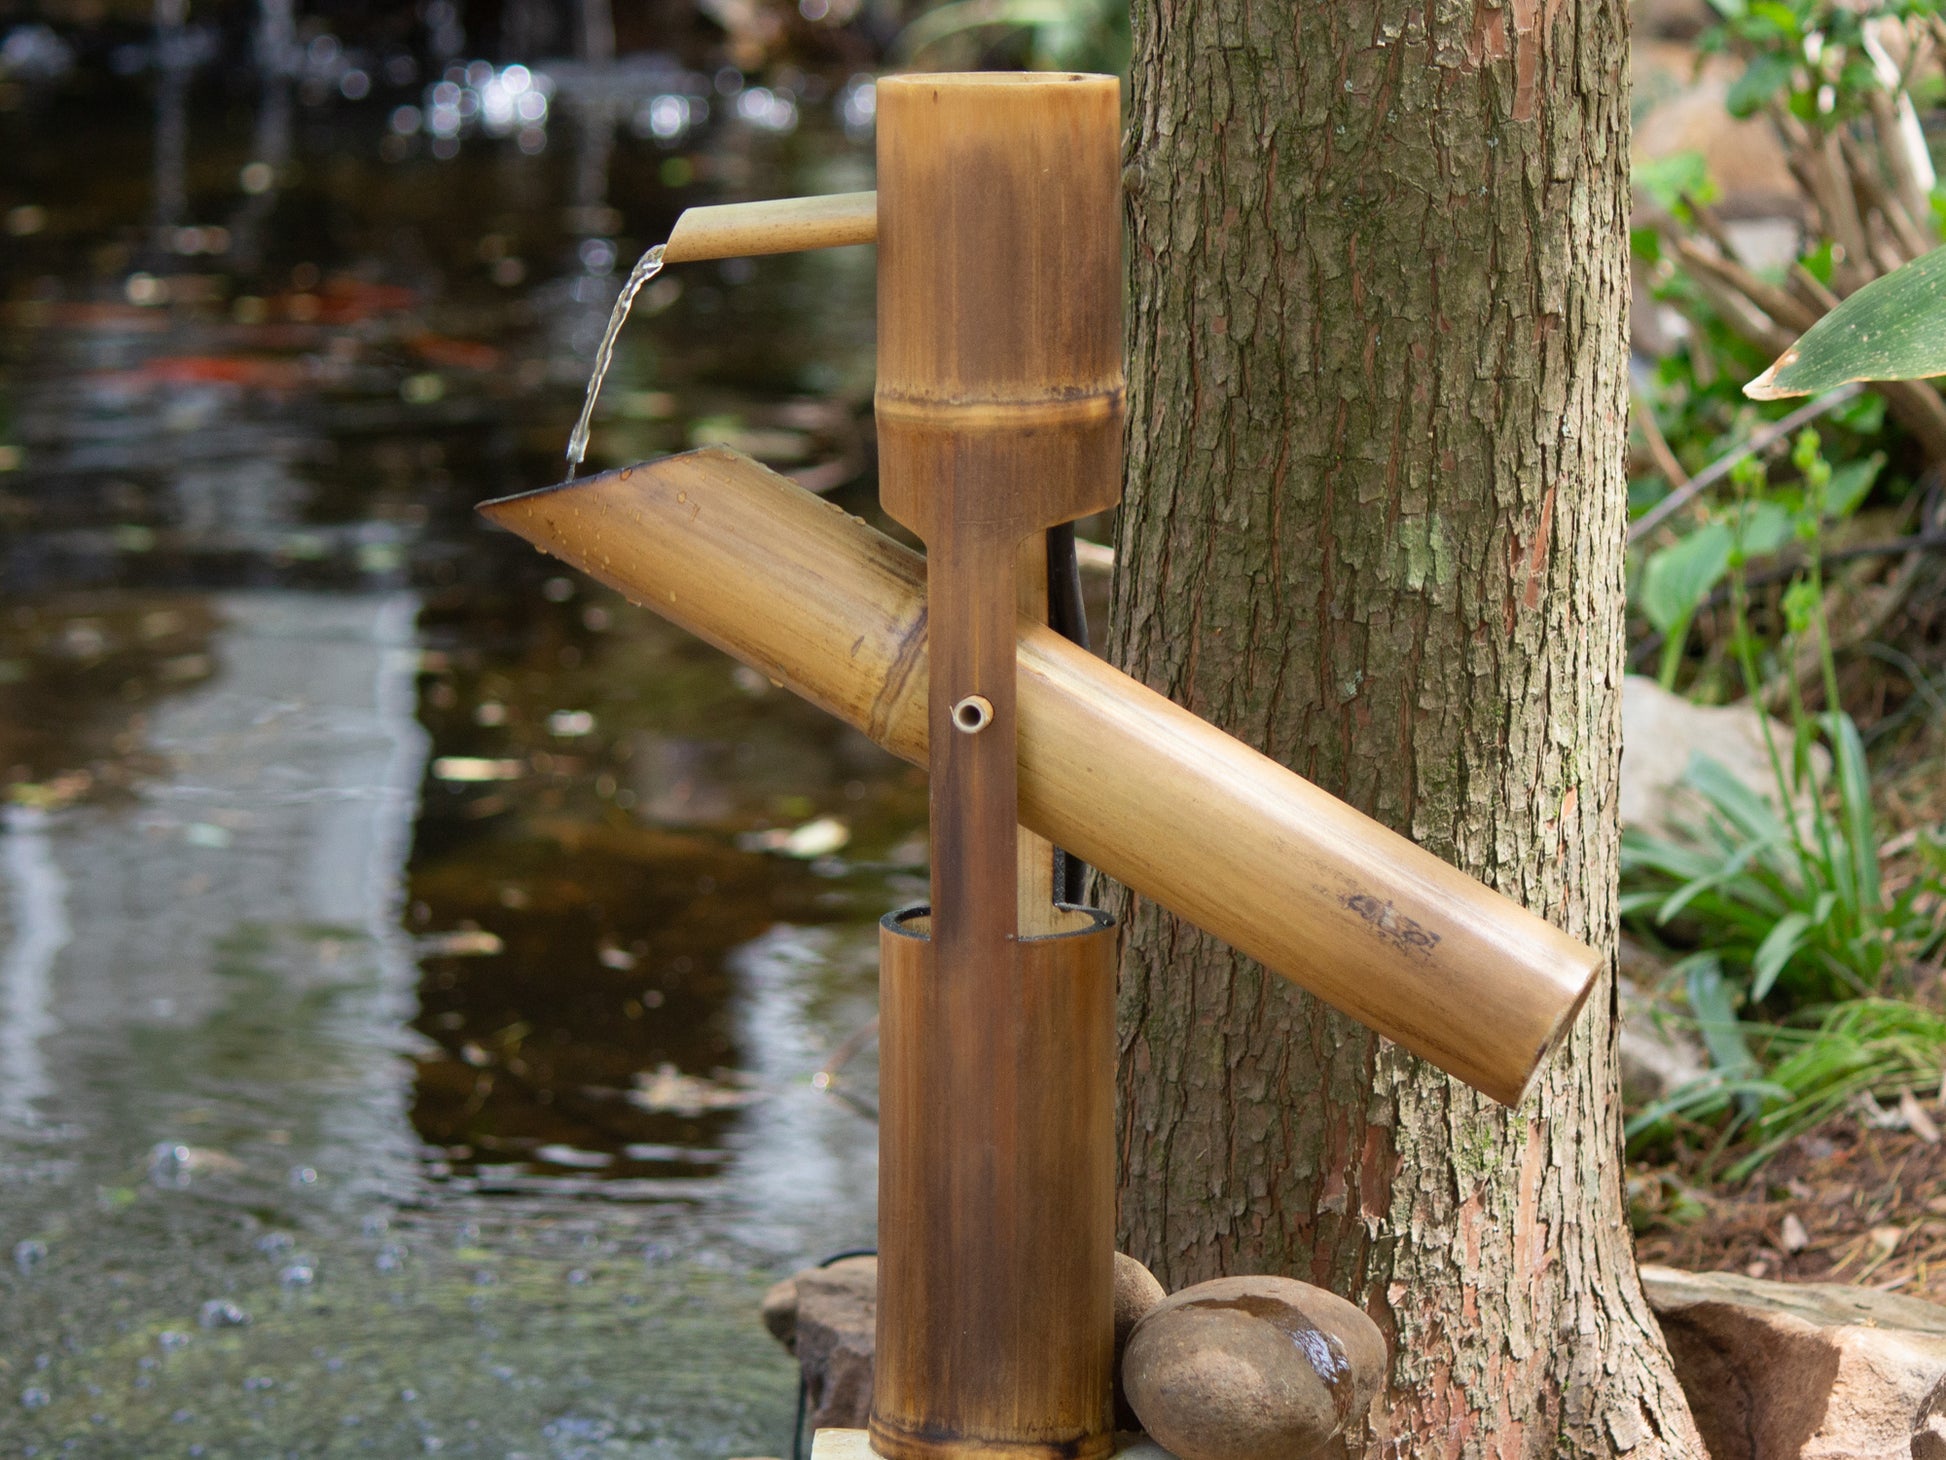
809 1431 1178 1460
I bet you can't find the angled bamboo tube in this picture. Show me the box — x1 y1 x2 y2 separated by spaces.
478 446 1603 1107
867 72 1124 1460
661 191 876 263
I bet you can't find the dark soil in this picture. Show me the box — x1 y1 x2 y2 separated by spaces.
1633 1113 1946 1304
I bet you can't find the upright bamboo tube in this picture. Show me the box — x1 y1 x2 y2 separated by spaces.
876 908 1117 1460
478 446 1603 1107
869 73 1124 1460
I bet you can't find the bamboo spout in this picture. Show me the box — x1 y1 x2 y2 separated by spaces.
479 448 1604 1108
661 191 876 263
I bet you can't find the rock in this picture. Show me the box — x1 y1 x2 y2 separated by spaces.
1114 1253 1168 1429
1122 1276 1386 1460
1620 675 1827 844
761 1251 1184 1438
788 1257 878 1433
1642 1264 1946 1460
761 1273 800 1349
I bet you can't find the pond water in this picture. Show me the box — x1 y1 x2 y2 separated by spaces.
0 46 915 1458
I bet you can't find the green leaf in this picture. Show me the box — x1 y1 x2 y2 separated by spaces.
1822 455 1883 520
1654 836 1770 925
1733 500 1794 557
1684 752 1790 847
1634 152 1717 213
1749 246 1946 399
1727 53 1797 117
1800 238 1838 287
1686 955 1762 1099
1751 911 1813 1000
1821 711 1882 915
1640 523 1735 634
1619 887 1669 919
1744 2 1798 39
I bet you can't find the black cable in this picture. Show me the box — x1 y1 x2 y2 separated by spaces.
1045 523 1092 906
790 1246 879 1460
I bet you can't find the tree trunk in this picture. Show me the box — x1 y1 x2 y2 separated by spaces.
1110 3 1706 1455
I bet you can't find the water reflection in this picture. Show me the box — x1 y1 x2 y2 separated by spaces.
1 49 895 1455
0 808 68 1129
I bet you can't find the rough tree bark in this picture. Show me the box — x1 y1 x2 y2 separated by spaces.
1109 3 1706 1456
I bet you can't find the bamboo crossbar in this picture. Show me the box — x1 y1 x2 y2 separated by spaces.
480 448 1602 1107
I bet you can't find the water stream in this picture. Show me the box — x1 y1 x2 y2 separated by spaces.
566 244 666 480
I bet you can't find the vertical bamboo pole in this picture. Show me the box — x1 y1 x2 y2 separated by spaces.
869 72 1124 1460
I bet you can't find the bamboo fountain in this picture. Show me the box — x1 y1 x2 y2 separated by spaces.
483 72 1602 1460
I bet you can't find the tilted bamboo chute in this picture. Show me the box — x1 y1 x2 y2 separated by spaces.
483 71 1601 1460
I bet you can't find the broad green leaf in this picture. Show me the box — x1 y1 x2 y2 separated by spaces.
1749 246 1946 399
1822 454 1883 520
1732 500 1794 557
1727 53 1797 117
1640 523 1735 634
1744 2 1798 39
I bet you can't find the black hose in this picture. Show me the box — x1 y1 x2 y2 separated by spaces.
1045 523 1092 905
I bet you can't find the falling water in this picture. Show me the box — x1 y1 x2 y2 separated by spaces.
564 243 665 480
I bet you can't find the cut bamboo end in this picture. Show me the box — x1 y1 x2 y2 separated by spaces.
661 190 877 264
478 448 1604 1107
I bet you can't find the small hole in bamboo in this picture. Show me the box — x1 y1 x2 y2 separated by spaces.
951 695 993 734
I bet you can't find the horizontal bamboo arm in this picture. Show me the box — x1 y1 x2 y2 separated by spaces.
480 449 1601 1106
662 192 877 263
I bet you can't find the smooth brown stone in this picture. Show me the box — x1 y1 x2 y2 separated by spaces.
1113 1253 1168 1430
1123 1277 1385 1460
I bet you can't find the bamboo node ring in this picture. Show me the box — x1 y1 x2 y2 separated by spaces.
951 695 994 734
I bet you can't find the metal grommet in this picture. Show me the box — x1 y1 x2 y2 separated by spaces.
951 695 994 735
